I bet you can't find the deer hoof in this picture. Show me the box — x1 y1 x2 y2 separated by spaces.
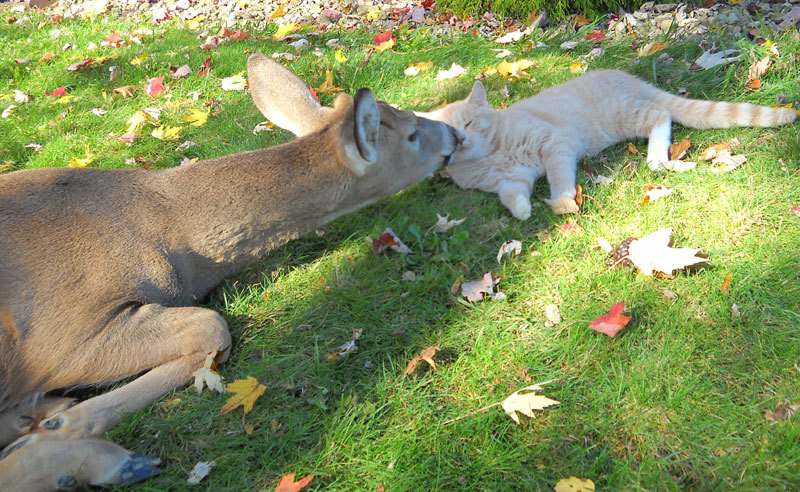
115 454 162 486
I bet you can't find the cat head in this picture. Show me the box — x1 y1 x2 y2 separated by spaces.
417 81 497 162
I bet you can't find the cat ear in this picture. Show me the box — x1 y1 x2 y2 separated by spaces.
466 81 488 106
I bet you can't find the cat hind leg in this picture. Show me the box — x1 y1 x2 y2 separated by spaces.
542 153 580 215
497 181 532 220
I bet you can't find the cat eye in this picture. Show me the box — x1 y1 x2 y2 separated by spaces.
464 120 473 128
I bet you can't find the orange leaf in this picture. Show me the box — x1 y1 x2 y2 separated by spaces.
588 302 631 338
744 77 762 90
669 136 691 160
374 29 393 44
720 273 732 294
275 473 314 492
144 76 166 98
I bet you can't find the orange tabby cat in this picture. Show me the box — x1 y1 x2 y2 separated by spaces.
420 70 797 219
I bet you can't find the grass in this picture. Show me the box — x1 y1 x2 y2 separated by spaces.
2 6 800 491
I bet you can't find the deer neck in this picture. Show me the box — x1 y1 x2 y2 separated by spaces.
163 131 352 273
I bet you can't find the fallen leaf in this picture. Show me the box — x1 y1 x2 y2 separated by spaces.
161 397 181 411
170 64 192 79
584 29 605 41
658 287 678 300
433 213 465 233
544 304 562 326
66 58 94 71
693 49 742 69
495 30 524 44
151 125 182 141
113 85 138 97
558 223 581 235
253 121 275 134
436 63 467 81
496 59 535 79
275 473 314 492
698 142 731 161
200 36 219 51
597 237 613 252
144 76 166 97
639 185 673 205
272 23 297 40
720 273 732 294
501 383 560 424
2 105 18 119
198 57 211 77
588 301 631 338
626 228 706 276
316 70 343 95
192 366 225 394
569 61 587 74
404 62 433 76
13 90 30 104
637 41 669 57
405 344 441 375
270 5 287 20
792 206 800 218
129 52 150 66
371 228 412 255
326 329 362 364
39 52 54 63
334 49 347 63
182 108 209 127
560 40 579 50
461 272 504 302
669 137 691 160
624 141 640 155
68 152 94 168
50 95 74 105
100 31 124 47
221 72 247 91
227 30 250 42
187 461 216 485
765 399 799 423
497 239 522 263
185 14 206 30
91 107 106 117
220 377 266 416
554 476 595 492
374 29 395 52
744 77 762 90
709 152 746 173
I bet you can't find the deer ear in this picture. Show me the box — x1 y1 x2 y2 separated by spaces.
466 81 488 106
352 88 380 166
246 54 329 137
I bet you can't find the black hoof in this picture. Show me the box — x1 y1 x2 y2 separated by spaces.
57 475 78 490
42 415 63 430
116 454 162 486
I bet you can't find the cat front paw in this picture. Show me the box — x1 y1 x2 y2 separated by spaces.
545 196 579 215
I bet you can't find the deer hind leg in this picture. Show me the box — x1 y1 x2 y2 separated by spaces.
1 304 231 489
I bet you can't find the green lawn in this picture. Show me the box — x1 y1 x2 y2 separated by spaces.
2 7 799 491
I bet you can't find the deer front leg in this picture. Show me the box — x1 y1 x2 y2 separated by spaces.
0 437 161 491
1 304 231 490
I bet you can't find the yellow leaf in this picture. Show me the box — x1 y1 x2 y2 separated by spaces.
220 376 266 416
569 61 587 74
270 4 286 20
376 37 395 53
501 384 560 424
126 110 156 134
130 53 150 65
366 8 382 21
272 23 297 39
186 15 206 30
182 108 209 127
68 151 94 167
728 0 743 4
334 49 347 63
554 476 595 492
637 41 669 57
151 125 182 141
497 59 535 79
165 99 191 112
161 397 181 411
50 95 75 105
317 69 343 94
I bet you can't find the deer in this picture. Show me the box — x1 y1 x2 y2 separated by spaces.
0 54 461 491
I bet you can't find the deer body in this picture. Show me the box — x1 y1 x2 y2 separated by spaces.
0 55 459 491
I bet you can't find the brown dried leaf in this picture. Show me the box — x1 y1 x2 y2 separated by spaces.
669 137 691 161
405 344 441 375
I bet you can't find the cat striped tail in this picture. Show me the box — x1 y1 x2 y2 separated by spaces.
651 90 797 129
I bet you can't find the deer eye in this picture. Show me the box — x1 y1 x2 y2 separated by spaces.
408 131 418 142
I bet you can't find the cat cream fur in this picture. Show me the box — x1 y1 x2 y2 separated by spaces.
420 70 797 219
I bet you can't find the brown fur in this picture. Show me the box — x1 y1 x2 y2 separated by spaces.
0 55 459 490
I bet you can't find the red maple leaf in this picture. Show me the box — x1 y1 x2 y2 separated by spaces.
65 58 94 71
227 30 250 41
374 29 393 45
100 31 124 47
144 76 166 98
275 473 314 492
588 302 632 338
45 85 66 97
584 29 605 41
198 57 211 77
